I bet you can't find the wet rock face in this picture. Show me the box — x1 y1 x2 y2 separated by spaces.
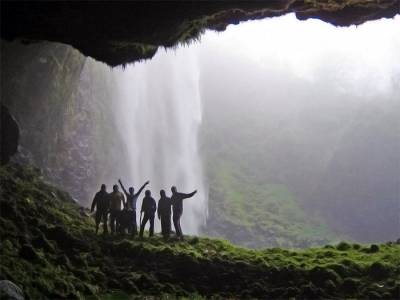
1 105 19 165
1 1 398 66
1 40 129 205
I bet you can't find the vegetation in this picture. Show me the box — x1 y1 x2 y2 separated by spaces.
200 54 400 247
1 163 399 299
204 159 339 248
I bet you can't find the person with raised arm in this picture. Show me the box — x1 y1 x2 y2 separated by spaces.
118 179 149 236
171 186 197 240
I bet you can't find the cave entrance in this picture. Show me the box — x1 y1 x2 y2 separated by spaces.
2 13 399 247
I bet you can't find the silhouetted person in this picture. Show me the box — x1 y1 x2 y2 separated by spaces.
118 179 149 236
139 190 156 238
109 184 125 234
157 190 172 239
171 186 197 240
90 184 110 235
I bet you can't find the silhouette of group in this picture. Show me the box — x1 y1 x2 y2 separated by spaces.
91 180 197 240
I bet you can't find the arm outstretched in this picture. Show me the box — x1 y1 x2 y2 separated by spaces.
118 179 129 197
134 180 150 197
180 190 197 200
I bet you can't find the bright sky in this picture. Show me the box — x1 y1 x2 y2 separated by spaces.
196 13 400 96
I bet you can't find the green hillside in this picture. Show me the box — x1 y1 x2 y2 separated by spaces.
1 163 399 299
199 58 400 247
204 159 339 248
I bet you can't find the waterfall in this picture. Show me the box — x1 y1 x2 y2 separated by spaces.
112 46 207 235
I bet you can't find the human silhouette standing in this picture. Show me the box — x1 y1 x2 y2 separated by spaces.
171 186 197 240
157 190 172 239
109 184 125 234
90 184 110 235
118 179 149 236
139 190 157 238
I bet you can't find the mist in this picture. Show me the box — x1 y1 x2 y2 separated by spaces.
195 14 400 245
89 13 399 245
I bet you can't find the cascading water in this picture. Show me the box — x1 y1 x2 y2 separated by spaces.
112 46 207 234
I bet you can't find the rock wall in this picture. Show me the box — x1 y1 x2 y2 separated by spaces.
1 40 128 205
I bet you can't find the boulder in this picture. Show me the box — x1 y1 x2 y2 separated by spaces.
0 280 24 300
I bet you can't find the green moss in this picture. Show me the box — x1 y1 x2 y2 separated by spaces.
1 163 399 299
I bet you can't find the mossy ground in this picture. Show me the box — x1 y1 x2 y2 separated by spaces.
1 163 399 299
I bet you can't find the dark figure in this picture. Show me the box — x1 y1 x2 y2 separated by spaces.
139 190 157 238
118 179 149 236
90 184 110 235
157 190 172 239
109 184 125 234
171 186 197 240
117 208 132 234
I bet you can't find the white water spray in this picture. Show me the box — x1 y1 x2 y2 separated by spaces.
113 47 207 234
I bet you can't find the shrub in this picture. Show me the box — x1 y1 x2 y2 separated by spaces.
342 278 359 294
369 244 380 253
336 242 351 251
369 262 391 280
309 266 342 285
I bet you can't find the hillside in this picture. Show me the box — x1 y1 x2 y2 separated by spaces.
203 159 338 248
0 163 399 299
199 52 400 247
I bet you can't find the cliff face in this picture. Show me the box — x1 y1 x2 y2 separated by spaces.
1 41 128 205
1 1 398 66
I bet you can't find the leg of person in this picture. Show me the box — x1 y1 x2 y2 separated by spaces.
139 214 149 237
177 217 183 240
127 211 132 234
172 214 178 237
95 211 101 235
165 215 171 238
131 210 137 236
116 211 121 234
102 211 108 234
149 214 155 237
161 217 166 237
118 210 128 235
176 212 183 239
110 210 116 234
161 216 170 239
173 213 182 238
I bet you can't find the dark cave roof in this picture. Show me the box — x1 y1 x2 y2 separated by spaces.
1 1 399 66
